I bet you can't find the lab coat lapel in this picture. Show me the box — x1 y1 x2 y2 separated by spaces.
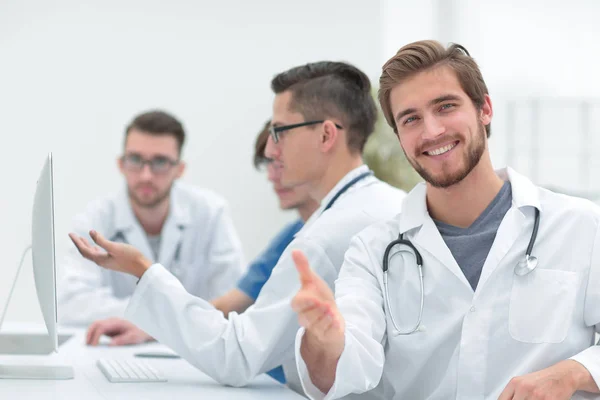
476 167 541 292
158 218 184 267
114 189 154 262
413 220 472 290
475 207 525 293
398 183 471 291
158 188 189 267
122 224 155 262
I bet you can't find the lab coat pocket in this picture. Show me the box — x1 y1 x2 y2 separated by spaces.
509 269 578 344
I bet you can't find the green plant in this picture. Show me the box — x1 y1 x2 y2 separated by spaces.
363 90 422 193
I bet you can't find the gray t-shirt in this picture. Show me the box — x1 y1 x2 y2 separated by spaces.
434 181 512 290
147 234 162 261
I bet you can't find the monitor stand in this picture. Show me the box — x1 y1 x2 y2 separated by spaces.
0 364 74 380
0 246 74 380
0 333 73 355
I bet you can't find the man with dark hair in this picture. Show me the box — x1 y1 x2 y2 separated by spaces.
58 110 246 335
69 62 407 393
83 120 318 384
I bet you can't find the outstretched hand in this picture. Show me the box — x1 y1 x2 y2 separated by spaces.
290 250 345 349
69 230 152 278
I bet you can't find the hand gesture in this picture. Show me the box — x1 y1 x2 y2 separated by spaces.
69 230 151 278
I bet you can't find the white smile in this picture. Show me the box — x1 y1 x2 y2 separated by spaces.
425 142 457 156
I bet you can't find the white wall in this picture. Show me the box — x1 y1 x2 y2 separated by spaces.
0 0 384 323
453 0 600 195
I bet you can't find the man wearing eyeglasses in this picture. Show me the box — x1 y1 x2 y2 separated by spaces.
69 62 407 394
210 120 319 321
57 110 246 333
82 119 319 385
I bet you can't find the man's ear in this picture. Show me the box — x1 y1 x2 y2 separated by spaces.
320 120 342 152
175 161 186 178
480 94 493 127
117 156 125 174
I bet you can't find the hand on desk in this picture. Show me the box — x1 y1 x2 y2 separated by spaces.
69 230 152 279
498 359 597 400
87 318 154 346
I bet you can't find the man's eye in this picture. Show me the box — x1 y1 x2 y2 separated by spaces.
128 155 142 163
404 116 418 125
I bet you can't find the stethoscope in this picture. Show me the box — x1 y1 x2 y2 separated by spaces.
383 207 540 335
323 171 373 212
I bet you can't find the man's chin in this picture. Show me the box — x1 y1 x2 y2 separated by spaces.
423 170 469 189
279 202 292 211
132 195 162 209
281 199 305 210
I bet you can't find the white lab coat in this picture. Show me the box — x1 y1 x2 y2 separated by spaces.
122 165 407 393
57 181 246 326
296 167 600 400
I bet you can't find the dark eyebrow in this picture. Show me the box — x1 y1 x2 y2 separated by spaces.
428 94 462 107
395 108 417 124
395 94 463 124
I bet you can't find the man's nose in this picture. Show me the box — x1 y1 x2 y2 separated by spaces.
139 164 154 180
422 115 446 140
264 134 280 160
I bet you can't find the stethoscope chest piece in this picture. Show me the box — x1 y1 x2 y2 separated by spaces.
513 208 541 277
514 254 538 276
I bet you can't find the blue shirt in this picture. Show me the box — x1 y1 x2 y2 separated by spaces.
236 219 304 384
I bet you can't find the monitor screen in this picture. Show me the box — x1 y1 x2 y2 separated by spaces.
31 152 58 352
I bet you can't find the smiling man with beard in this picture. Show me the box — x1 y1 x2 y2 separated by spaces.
292 41 600 399
57 110 246 336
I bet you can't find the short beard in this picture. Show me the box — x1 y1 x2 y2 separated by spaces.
128 185 171 209
406 123 486 189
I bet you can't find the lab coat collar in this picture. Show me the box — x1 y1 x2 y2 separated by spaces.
302 165 371 231
158 184 191 265
113 183 191 263
501 167 542 212
395 167 542 291
114 186 137 232
398 167 541 236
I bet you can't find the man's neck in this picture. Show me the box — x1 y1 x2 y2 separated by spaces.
131 199 170 236
426 155 504 228
310 153 364 202
297 200 320 222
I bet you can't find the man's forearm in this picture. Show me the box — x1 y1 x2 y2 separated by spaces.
300 332 344 394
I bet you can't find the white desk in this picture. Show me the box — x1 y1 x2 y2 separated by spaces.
0 323 305 399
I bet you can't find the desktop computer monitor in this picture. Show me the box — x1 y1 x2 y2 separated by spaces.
31 152 59 352
0 153 73 379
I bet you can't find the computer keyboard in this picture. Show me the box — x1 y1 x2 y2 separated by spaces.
97 358 167 383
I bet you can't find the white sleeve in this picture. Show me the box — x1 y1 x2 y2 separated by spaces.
570 221 600 387
57 208 129 326
125 236 339 387
203 203 246 299
296 235 387 399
